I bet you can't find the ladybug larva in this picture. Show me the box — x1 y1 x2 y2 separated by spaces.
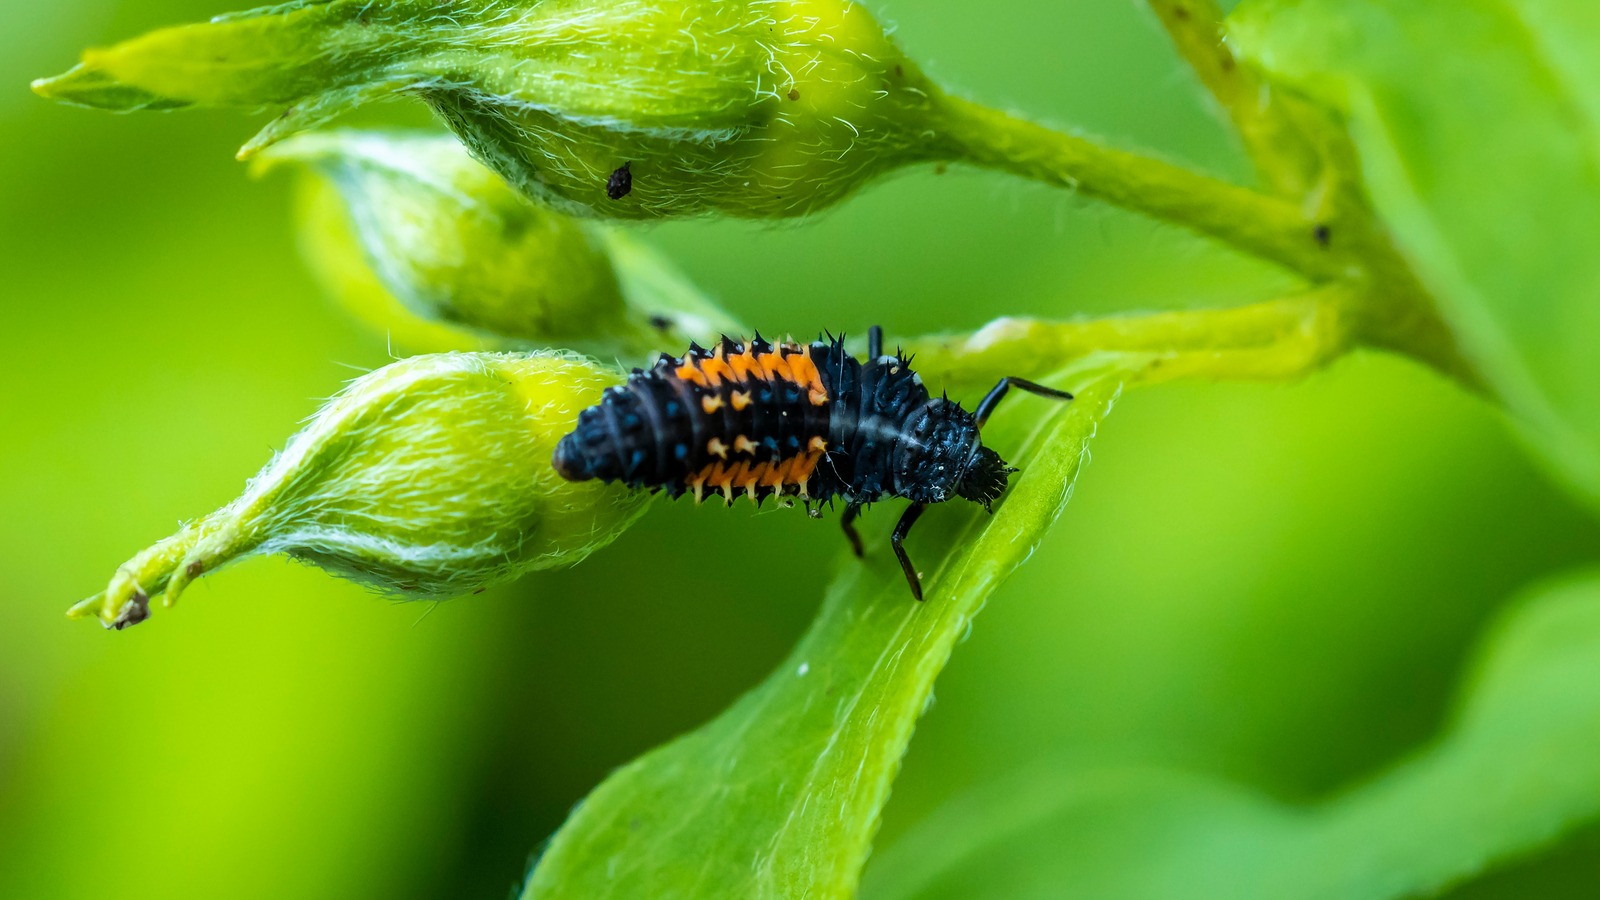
552 327 1073 599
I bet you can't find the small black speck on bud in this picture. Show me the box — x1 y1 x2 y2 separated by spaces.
648 315 675 332
607 162 633 200
787 88 801 101
1313 223 1331 247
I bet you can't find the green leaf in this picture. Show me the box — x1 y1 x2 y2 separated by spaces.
1227 0 1600 507
34 3 379 111
520 367 1129 899
861 568 1600 900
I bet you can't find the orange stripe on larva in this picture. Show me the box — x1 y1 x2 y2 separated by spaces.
787 353 824 399
675 363 709 387
790 450 823 485
673 342 829 405
758 352 793 383
728 351 765 381
744 461 769 489
762 457 794 487
680 446 831 502
699 356 737 385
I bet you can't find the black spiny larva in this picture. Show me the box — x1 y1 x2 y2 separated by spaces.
551 326 1073 599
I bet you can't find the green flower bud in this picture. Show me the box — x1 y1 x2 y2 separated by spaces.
258 130 735 357
69 352 648 630
33 0 953 219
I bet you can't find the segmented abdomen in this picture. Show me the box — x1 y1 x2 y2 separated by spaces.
553 337 846 504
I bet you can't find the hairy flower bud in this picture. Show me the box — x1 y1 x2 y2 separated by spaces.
69 353 648 630
34 0 954 219
258 130 735 357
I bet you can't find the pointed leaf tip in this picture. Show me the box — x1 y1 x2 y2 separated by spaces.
65 594 103 621
31 61 192 112
31 60 190 112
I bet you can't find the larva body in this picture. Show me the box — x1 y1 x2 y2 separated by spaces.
553 328 1073 598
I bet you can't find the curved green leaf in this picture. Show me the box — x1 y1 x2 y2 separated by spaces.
862 569 1600 900
521 366 1130 899
1227 0 1600 507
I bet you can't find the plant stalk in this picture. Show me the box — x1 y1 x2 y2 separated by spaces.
904 287 1354 390
1143 0 1321 197
935 93 1343 281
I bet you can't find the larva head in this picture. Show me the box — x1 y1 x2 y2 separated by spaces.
955 445 1016 512
895 400 989 505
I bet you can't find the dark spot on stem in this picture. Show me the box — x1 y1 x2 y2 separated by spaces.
787 88 801 101
1313 224 1332 247
185 560 205 579
607 162 633 200
649 315 675 332
114 592 151 630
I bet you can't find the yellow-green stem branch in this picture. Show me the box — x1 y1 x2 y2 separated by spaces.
904 287 1353 390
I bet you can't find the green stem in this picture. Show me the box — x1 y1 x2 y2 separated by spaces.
1143 0 1321 197
905 287 1353 390
934 94 1341 280
929 93 1485 395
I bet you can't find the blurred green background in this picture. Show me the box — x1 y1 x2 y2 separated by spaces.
3 2 1598 898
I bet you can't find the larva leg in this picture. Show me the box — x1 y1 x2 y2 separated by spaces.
974 377 1075 429
890 502 928 601
840 502 865 558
